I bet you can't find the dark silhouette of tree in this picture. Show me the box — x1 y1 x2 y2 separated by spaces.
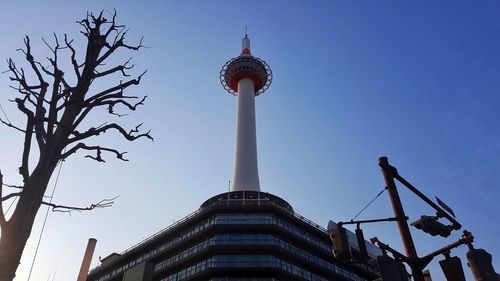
0 11 152 280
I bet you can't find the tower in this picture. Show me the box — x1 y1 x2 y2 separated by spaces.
220 33 272 192
87 35 381 281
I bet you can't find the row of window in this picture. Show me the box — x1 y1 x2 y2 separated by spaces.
215 214 331 251
90 218 214 281
154 234 367 281
160 255 329 281
91 214 343 281
209 279 279 281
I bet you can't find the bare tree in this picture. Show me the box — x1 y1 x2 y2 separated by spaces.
0 11 152 280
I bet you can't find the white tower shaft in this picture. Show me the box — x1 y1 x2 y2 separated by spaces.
232 78 260 191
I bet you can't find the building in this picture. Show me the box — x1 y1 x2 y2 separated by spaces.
86 35 380 281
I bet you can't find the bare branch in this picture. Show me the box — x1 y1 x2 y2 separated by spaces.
97 30 144 65
20 36 46 85
1 192 22 202
76 13 91 37
101 95 146 117
46 41 63 139
9 85 39 107
2 183 23 189
72 71 146 129
13 98 36 181
84 71 145 104
42 196 118 213
61 143 129 162
18 39 50 151
7 59 46 98
93 57 133 78
68 122 153 144
10 37 49 149
0 116 27 133
64 34 81 80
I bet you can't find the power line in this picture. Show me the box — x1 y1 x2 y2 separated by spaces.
351 186 387 221
0 103 12 123
26 157 65 281
5 197 18 215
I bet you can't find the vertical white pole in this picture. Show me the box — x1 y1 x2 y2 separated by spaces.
231 77 260 191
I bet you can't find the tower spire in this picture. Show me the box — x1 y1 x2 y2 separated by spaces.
242 31 251 55
220 36 273 192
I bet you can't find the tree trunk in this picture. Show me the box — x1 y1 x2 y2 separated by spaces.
0 221 32 281
0 187 44 281
0 160 57 281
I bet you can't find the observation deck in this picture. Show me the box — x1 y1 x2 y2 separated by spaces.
220 34 272 96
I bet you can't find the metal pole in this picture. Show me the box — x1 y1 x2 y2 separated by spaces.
379 156 424 281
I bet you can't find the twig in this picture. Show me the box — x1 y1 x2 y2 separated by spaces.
42 196 118 213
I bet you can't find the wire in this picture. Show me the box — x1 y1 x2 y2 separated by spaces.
4 197 18 215
51 269 57 281
0 103 12 123
26 157 65 281
351 186 387 221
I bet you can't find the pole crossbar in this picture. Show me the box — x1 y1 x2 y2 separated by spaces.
370 237 410 263
339 216 407 226
422 231 473 262
393 173 462 230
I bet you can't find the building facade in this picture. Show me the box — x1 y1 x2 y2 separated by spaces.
87 191 378 281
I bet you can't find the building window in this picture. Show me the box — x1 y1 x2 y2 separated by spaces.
159 256 333 281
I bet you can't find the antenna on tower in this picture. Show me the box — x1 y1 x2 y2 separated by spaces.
245 25 248 37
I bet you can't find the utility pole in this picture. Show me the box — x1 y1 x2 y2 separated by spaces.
379 156 424 281
331 156 487 281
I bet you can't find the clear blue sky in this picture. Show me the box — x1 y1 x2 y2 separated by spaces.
0 1 498 280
